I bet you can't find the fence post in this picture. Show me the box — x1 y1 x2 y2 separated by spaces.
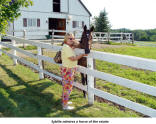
12 40 17 65
37 46 44 80
87 57 94 105
23 30 26 48
51 29 54 44
129 33 131 41
0 34 2 56
132 33 134 44
107 32 110 44
95 33 99 42
120 33 123 43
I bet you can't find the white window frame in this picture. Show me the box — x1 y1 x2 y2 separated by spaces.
27 18 37 27
73 21 81 28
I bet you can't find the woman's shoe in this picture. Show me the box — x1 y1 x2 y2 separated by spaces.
68 101 72 105
63 105 74 110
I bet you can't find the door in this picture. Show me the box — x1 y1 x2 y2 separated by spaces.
48 18 66 35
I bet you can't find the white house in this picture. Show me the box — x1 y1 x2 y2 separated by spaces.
8 0 92 39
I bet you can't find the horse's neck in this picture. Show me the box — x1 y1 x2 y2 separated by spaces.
73 43 85 49
79 43 86 49
80 41 92 50
72 40 85 49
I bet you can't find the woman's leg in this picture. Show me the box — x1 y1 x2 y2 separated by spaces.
61 67 76 107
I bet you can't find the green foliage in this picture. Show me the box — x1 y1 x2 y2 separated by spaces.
133 30 149 41
150 35 156 41
111 28 132 33
0 0 33 34
94 8 111 32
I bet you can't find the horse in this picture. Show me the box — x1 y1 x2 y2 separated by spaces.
74 25 95 98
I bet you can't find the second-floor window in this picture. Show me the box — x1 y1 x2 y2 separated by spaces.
53 0 60 12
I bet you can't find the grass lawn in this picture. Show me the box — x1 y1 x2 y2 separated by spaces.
135 41 156 47
135 41 156 44
0 54 140 117
93 45 156 108
9 44 156 116
94 45 156 59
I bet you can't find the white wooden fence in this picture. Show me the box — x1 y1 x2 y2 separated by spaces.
0 35 156 117
93 32 133 43
9 30 133 43
9 29 80 40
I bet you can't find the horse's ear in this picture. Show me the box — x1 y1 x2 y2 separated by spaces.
90 26 94 32
84 25 87 31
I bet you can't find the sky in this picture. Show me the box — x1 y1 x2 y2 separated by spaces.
81 0 156 30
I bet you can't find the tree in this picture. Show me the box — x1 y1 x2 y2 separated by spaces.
150 35 156 41
0 0 33 35
133 30 149 41
94 8 111 32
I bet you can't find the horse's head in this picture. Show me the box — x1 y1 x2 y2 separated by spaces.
80 25 94 54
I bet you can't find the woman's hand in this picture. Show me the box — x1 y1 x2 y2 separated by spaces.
68 53 88 61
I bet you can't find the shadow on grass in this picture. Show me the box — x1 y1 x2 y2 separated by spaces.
0 64 90 117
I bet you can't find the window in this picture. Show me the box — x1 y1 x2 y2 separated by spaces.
53 0 60 12
73 21 76 28
23 18 40 27
73 21 79 28
73 21 85 28
28 19 35 27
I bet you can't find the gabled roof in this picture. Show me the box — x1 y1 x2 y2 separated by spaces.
79 0 92 16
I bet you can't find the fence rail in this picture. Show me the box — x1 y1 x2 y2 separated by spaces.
0 35 156 117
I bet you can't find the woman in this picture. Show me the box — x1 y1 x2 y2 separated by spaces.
61 33 88 110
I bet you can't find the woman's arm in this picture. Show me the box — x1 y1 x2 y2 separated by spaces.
68 54 88 61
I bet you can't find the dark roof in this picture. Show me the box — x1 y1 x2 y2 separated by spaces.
79 0 92 16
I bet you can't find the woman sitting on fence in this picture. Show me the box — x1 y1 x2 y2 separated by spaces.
61 33 88 110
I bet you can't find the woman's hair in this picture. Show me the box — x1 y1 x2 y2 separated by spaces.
64 33 74 43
